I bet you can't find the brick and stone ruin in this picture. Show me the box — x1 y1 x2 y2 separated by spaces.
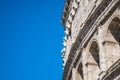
61 0 120 80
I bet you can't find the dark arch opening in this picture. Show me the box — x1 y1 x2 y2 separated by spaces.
78 63 83 80
68 70 72 80
108 17 120 44
90 41 100 67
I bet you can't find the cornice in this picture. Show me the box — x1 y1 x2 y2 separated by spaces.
62 0 120 80
61 0 80 27
61 0 72 26
102 59 120 80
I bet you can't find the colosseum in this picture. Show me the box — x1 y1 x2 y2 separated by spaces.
61 0 120 80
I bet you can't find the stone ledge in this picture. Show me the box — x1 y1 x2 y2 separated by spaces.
62 0 120 80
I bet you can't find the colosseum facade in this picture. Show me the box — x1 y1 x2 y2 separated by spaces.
61 0 120 80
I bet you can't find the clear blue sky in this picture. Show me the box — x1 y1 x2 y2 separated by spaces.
0 0 64 80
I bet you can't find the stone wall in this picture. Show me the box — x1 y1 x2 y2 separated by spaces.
61 0 120 80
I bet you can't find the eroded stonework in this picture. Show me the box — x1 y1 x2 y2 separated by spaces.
61 0 120 80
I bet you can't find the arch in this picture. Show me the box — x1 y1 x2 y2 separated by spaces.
87 41 100 80
105 15 120 68
88 39 100 50
89 41 100 67
107 14 120 29
77 63 83 80
107 16 120 43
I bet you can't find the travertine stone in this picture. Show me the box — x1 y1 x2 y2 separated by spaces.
61 0 120 80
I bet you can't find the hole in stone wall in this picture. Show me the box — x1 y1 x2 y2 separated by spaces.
77 63 83 80
90 42 100 67
108 17 120 44
87 41 100 80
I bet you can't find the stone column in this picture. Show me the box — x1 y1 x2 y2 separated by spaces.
85 49 99 80
87 63 99 80
97 26 107 79
82 48 88 80
72 68 82 80
104 30 120 68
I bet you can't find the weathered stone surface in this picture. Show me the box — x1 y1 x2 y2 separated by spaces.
61 0 120 80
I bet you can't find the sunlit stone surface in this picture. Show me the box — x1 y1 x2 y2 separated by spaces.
61 0 120 80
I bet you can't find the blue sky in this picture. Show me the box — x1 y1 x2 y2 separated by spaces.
0 0 64 80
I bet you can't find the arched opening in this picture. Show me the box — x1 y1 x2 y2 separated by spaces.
72 66 83 80
106 16 120 68
77 63 83 80
87 41 100 80
90 42 100 67
108 17 120 44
